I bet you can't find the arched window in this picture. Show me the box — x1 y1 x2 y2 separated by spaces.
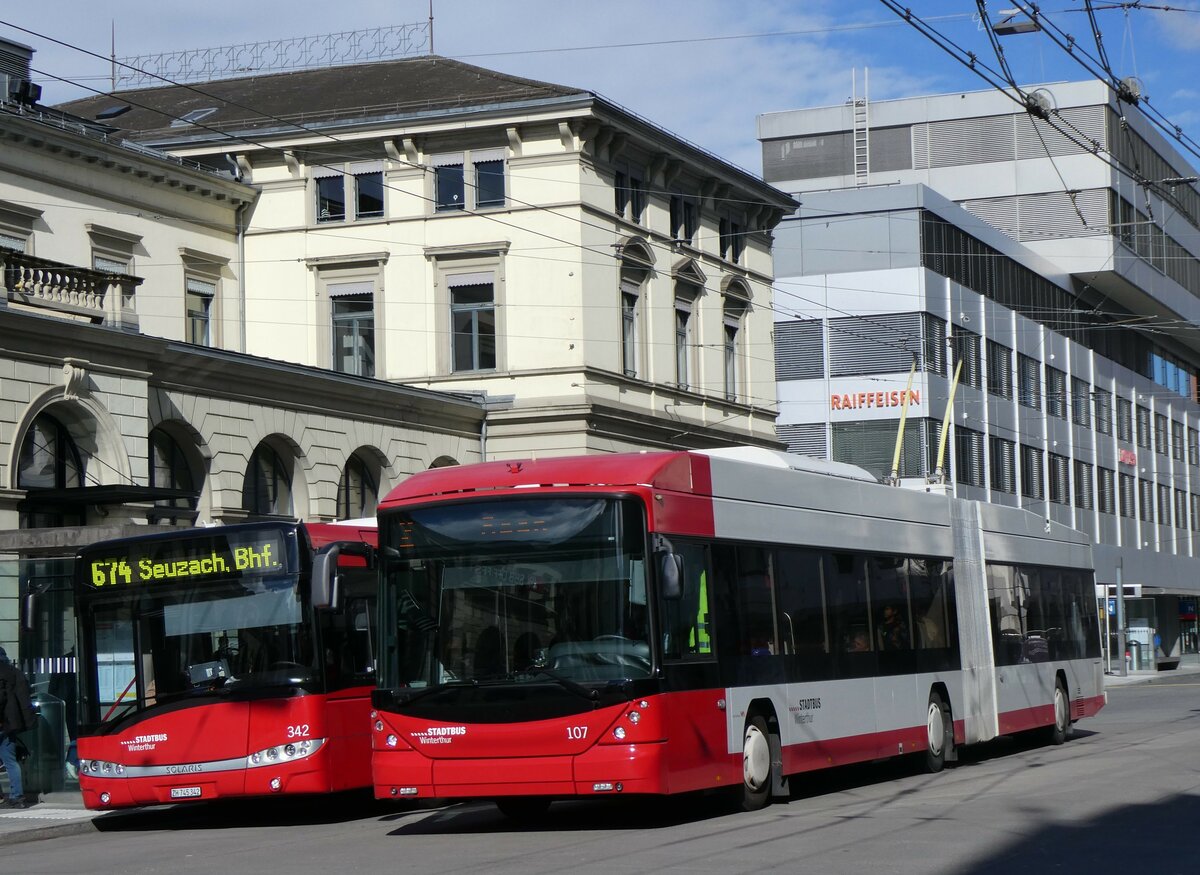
18 413 83 490
242 444 293 517
337 454 378 520
149 427 198 524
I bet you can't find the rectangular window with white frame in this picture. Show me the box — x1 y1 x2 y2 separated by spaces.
0 199 39 254
185 276 216 346
433 149 506 212
674 287 697 390
449 272 497 372
719 214 746 264
670 192 699 245
723 297 748 401
613 160 645 223
621 278 640 378
329 281 376 377
314 161 384 223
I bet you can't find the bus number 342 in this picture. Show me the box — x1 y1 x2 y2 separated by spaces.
566 726 588 740
286 724 311 739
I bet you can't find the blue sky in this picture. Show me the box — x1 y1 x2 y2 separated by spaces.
3 1 1198 173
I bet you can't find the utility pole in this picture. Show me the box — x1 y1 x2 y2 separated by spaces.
1116 557 1128 677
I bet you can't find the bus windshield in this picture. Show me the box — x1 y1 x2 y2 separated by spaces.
379 496 651 689
77 526 316 725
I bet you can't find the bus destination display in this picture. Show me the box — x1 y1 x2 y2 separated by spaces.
83 532 288 588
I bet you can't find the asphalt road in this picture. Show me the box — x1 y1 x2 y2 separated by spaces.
9 679 1200 875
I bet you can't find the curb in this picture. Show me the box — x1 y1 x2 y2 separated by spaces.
0 817 99 848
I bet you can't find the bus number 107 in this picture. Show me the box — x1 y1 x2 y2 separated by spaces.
566 726 588 740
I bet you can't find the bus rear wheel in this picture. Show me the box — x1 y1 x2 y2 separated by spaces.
1046 680 1070 745
739 715 772 811
496 797 551 821
925 691 951 773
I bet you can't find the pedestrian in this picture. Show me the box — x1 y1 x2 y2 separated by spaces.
0 645 37 809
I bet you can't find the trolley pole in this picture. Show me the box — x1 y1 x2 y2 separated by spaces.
1116 558 1128 677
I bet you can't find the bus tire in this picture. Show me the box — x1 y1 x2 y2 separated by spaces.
1046 679 1070 745
925 691 951 773
496 797 551 821
740 715 772 811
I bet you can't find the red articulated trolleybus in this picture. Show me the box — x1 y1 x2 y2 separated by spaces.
73 520 377 810
370 448 1105 817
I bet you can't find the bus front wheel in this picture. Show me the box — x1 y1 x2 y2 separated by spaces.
740 715 772 811
925 691 952 773
1046 680 1070 745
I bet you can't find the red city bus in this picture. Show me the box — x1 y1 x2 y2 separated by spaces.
371 448 1105 816
73 520 376 809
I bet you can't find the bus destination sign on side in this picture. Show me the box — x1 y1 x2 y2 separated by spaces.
84 534 287 588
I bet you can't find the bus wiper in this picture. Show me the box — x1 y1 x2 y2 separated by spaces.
395 680 474 706
526 668 599 701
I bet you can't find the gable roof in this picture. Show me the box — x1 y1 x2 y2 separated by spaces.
56 55 589 145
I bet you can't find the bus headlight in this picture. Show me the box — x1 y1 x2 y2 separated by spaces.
246 738 325 768
81 759 128 778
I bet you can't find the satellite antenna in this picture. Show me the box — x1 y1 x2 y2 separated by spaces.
1025 87 1056 120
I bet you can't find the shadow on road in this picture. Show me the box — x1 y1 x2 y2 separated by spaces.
92 790 404 833
383 727 1107 836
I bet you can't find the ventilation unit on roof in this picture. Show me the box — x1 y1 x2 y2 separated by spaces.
0 35 39 107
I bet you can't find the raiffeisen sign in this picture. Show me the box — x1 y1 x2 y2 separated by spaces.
830 389 921 411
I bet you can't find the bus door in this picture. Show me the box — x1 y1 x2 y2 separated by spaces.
317 565 377 790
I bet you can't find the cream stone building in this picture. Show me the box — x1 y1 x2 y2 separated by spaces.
61 56 797 458
1 39 485 791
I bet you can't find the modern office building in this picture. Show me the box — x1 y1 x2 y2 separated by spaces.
759 81 1200 668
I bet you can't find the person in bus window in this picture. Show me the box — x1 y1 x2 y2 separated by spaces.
879 606 909 651
846 627 870 652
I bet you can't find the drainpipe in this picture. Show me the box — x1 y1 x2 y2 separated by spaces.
236 201 247 353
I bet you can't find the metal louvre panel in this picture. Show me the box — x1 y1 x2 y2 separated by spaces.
928 115 1014 167
774 319 824 380
955 427 985 487
868 126 913 172
912 123 929 170
185 277 216 296
1016 189 1107 240
1016 105 1106 158
962 197 1018 236
832 418 929 481
777 422 828 458
828 314 921 376
1049 453 1070 504
990 436 1016 493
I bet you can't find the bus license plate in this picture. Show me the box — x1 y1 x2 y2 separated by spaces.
170 787 202 799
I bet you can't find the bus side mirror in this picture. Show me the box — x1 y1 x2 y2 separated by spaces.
312 541 375 610
658 551 682 601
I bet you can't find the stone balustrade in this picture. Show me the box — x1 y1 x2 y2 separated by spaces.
1 248 141 330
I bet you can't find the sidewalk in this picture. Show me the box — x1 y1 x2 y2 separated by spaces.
1104 652 1200 687
0 790 101 847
